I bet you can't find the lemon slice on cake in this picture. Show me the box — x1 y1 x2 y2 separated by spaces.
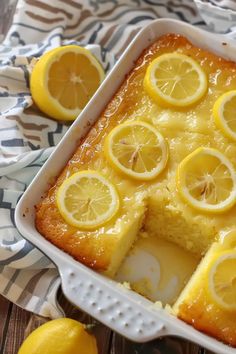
207 251 236 311
30 45 105 121
221 230 236 250
104 121 168 180
144 52 207 107
176 147 236 213
213 90 236 142
56 170 119 229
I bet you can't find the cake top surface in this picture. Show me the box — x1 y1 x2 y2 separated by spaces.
35 33 236 347
36 33 236 268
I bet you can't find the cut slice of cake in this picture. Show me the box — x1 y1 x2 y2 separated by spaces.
36 184 146 277
173 231 236 347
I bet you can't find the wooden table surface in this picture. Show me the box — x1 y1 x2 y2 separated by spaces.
0 1 213 353
0 290 207 354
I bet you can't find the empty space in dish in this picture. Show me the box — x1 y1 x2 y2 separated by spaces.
15 19 236 354
116 235 199 306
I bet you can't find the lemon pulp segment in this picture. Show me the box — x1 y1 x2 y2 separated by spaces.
143 52 207 107
56 170 120 229
30 45 104 121
213 90 236 142
176 147 236 213
104 121 168 180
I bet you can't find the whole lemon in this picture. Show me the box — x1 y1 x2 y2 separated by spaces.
18 318 98 354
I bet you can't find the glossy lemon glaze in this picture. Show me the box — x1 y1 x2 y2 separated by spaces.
36 34 236 346
174 233 236 347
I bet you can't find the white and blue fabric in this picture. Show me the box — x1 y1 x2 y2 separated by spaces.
0 0 235 319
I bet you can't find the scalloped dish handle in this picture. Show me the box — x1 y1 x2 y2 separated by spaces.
56 255 172 342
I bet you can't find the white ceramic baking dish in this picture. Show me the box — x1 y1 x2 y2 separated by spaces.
15 19 236 354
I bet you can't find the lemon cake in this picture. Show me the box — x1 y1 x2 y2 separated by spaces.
35 34 236 346
173 231 236 347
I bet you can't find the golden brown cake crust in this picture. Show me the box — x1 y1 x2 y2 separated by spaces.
36 33 236 270
178 300 236 347
36 190 114 270
36 33 236 347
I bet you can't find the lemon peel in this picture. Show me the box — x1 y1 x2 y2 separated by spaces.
18 318 98 354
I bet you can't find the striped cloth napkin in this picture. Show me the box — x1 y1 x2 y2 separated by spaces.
0 0 235 319
194 0 236 34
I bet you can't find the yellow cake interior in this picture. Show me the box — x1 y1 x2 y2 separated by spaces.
173 231 236 347
35 34 236 347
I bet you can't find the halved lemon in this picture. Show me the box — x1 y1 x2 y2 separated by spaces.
176 147 236 213
30 45 105 121
207 251 236 311
143 52 207 107
104 121 168 180
56 170 119 229
213 90 236 142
